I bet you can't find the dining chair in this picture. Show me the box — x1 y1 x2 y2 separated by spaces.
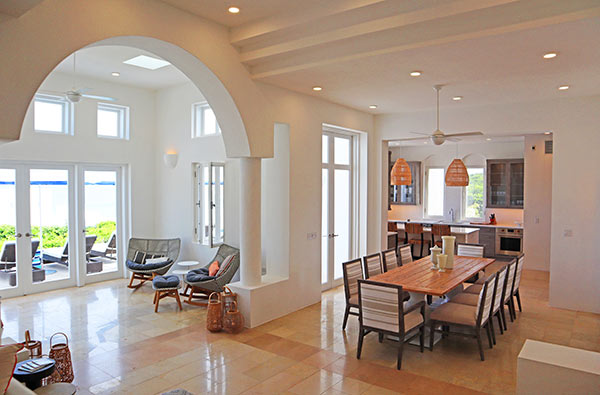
501 258 518 326
356 279 425 370
429 273 497 361
488 265 508 344
457 243 485 283
510 253 525 314
397 243 412 266
382 248 399 272
431 224 451 247
404 223 430 258
362 253 383 278
388 222 398 232
342 258 364 330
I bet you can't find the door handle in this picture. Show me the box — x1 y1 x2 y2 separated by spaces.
15 233 22 238
25 233 32 237
332 234 339 238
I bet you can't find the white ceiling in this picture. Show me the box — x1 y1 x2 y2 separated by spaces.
53 46 190 90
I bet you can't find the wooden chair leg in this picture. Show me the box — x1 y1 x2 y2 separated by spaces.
378 333 384 343
476 330 485 361
485 323 493 349
497 313 504 335
155 291 161 313
397 338 404 370
128 273 136 288
342 305 350 330
174 290 183 311
429 321 436 351
356 329 365 359
501 306 508 330
516 290 522 312
489 318 496 345
419 325 425 353
153 291 158 304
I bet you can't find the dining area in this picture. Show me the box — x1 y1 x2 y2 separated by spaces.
342 238 524 370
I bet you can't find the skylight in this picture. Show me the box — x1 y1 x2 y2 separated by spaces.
123 55 171 70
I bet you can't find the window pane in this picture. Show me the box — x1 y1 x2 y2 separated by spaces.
97 109 119 137
465 168 484 218
34 100 63 132
322 135 328 163
321 169 328 284
427 168 444 216
0 169 17 290
334 137 350 165
203 107 217 135
202 166 210 244
334 169 350 280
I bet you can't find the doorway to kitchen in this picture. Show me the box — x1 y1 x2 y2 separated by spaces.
321 127 360 291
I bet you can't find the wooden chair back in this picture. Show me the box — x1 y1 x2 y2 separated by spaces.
382 248 398 272
491 265 508 315
358 280 403 335
388 222 398 231
362 253 383 278
342 259 363 304
397 244 412 266
476 274 497 326
503 259 517 304
457 243 485 257
431 224 450 246
514 253 525 292
404 222 424 235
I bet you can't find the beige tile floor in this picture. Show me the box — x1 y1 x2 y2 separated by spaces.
1 267 598 394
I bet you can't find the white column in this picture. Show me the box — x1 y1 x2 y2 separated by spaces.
239 157 262 287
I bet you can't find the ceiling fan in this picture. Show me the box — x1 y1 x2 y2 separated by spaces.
394 85 482 145
47 52 117 103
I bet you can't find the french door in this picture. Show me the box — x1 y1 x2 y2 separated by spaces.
0 162 125 298
321 131 357 291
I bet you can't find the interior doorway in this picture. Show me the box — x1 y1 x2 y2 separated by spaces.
321 128 359 291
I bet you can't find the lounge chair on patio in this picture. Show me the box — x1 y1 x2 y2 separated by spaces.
91 231 117 259
126 238 180 289
0 240 40 270
183 244 240 306
42 235 101 273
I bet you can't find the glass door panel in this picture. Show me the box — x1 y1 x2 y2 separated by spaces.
333 169 350 281
0 169 18 291
488 162 507 206
321 168 329 285
84 170 118 275
510 162 524 206
31 169 71 284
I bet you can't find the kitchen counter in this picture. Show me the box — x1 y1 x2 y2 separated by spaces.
389 219 523 230
396 224 479 235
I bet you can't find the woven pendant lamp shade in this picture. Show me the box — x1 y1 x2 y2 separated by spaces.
445 159 469 186
391 158 412 185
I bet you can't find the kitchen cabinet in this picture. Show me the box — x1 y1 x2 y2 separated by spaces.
389 159 421 206
486 159 524 208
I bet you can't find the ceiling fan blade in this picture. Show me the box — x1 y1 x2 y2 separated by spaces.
393 136 430 142
410 132 431 136
446 137 461 142
444 131 483 137
82 94 116 101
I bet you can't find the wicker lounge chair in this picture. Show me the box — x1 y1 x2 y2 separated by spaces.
183 244 240 306
126 238 180 289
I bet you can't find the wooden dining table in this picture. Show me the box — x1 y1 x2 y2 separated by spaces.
370 255 496 297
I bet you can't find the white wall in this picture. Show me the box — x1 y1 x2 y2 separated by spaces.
0 72 156 239
377 95 600 313
154 82 233 264
388 141 524 225
524 135 553 271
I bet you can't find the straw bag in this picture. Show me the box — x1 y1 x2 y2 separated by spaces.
221 286 237 316
46 332 74 383
23 330 42 359
222 301 244 334
206 292 223 332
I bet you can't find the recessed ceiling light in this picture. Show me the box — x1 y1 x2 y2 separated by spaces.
410 71 422 77
452 96 462 101
312 86 322 91
486 138 492 141
544 132 552 135
543 52 558 59
111 72 120 77
228 6 240 13
123 55 171 70
369 105 377 109
423 141 428 144
558 85 569 91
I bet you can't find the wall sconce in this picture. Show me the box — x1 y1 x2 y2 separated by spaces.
163 152 178 168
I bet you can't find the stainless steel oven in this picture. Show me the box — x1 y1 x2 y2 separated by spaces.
495 228 523 256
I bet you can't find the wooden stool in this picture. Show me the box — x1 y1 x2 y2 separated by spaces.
404 222 430 258
152 274 183 312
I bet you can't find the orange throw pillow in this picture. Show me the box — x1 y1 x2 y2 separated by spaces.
208 260 220 276
0 343 24 393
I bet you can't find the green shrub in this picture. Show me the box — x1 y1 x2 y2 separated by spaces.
0 221 115 249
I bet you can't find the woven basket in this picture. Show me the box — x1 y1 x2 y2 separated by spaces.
46 332 74 384
222 301 244 334
206 292 223 332
221 286 237 317
23 330 42 359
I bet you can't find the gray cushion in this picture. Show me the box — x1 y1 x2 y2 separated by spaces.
186 269 216 283
126 259 171 271
152 275 180 288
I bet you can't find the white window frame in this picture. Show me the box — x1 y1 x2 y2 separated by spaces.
424 166 445 219
97 103 129 140
33 93 73 135
191 102 221 138
193 162 225 247
462 167 486 221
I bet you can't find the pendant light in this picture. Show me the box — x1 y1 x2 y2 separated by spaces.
445 143 469 186
390 144 412 185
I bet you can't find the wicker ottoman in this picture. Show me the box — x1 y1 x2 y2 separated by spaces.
152 275 182 312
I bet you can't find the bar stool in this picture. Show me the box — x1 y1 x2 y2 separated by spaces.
431 224 451 248
404 223 430 259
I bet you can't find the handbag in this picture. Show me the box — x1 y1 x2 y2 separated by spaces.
206 292 223 332
46 332 74 383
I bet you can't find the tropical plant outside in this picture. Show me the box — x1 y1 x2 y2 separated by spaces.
465 170 484 218
0 221 115 249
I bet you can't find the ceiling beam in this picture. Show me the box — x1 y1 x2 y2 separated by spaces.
239 0 518 64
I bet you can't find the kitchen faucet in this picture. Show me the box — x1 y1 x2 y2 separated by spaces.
448 208 455 223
